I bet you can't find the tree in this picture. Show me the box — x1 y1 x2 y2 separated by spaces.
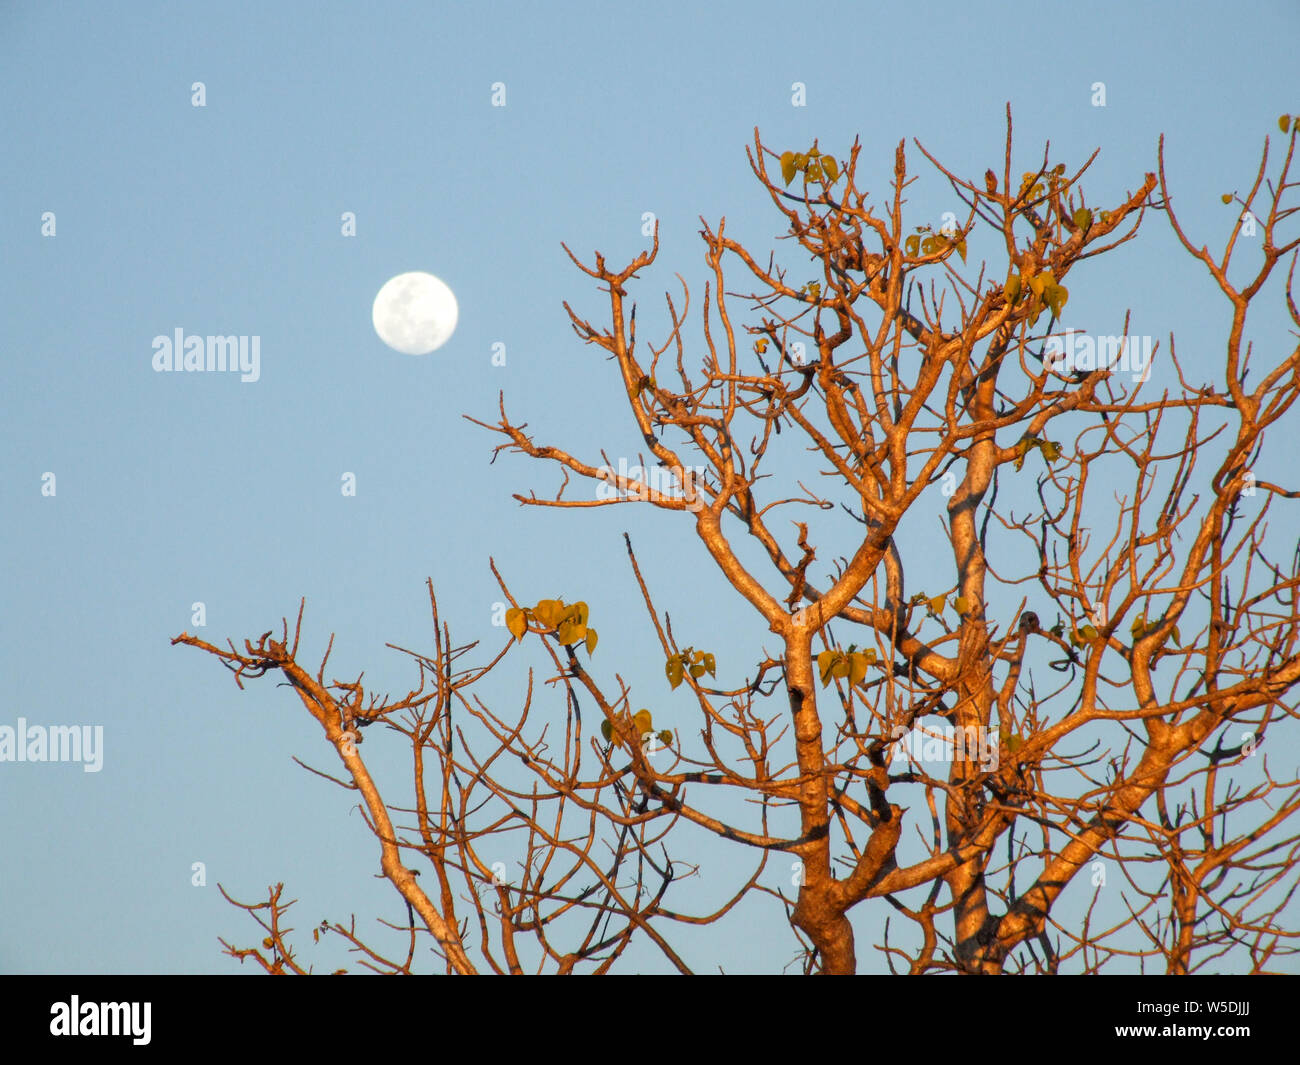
179 109 1300 974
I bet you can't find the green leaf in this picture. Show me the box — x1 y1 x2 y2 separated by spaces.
823 156 839 182
1005 275 1022 306
601 719 614 742
1073 207 1093 232
689 663 706 679
953 596 972 616
1130 615 1147 638
1040 440 1062 463
780 151 798 186
585 627 599 655
505 608 527 640
928 595 947 615
658 729 674 746
1044 282 1069 318
702 652 716 676
1080 624 1099 641
1014 437 1035 472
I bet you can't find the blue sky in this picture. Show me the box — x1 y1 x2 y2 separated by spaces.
2 0 1297 974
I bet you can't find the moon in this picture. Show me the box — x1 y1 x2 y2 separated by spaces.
372 272 458 354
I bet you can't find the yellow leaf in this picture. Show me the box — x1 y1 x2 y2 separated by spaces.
1280 115 1292 133
633 709 654 736
505 607 527 639
533 599 564 629
585 627 598 655
929 596 947 614
818 650 837 685
780 151 798 186
666 657 685 689
848 653 868 687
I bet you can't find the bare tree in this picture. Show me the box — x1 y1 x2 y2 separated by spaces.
179 108 1300 974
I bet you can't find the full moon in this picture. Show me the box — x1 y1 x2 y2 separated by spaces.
372 271 458 354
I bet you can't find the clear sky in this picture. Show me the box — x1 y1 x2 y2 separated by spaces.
2 0 1297 974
